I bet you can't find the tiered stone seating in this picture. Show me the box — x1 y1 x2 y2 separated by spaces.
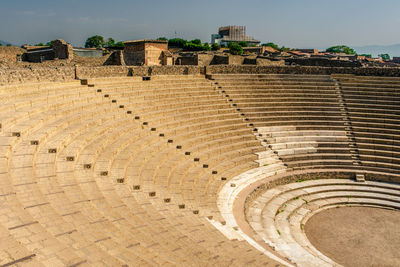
0 76 278 266
335 75 400 175
210 74 355 171
92 76 264 217
2 72 400 266
247 178 400 267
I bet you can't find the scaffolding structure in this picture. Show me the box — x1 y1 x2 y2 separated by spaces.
212 25 260 46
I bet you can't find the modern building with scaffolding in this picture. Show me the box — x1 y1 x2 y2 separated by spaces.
211 25 261 46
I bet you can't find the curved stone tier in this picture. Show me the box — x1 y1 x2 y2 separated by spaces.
246 179 400 267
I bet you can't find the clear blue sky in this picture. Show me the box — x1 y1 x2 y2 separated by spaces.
1 0 399 48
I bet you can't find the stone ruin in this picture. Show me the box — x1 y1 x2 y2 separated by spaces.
22 39 73 63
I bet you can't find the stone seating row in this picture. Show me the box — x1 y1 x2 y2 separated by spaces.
337 75 400 176
213 74 400 177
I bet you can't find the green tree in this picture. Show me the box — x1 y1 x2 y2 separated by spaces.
203 43 211 51
190 39 202 45
157 37 168 41
228 42 243 55
0 43 2 47
35 41 53 47
168 38 187 48
106 38 115 48
85 35 105 48
280 46 291 52
115 41 125 48
238 41 248 47
360 54 372 58
326 45 357 55
378 54 390 60
261 42 279 50
183 42 203 51
211 43 221 51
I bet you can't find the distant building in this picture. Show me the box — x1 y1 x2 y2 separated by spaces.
211 26 260 46
123 39 168 66
296 49 319 54
73 47 104 58
22 39 73 63
393 57 400 64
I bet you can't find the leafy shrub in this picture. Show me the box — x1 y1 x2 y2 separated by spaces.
203 43 211 51
326 45 357 55
157 37 168 41
280 46 291 52
228 42 243 55
238 41 248 47
85 35 105 48
115 41 125 48
360 54 372 58
105 38 115 48
211 43 221 51
168 38 187 48
379 53 390 60
190 39 202 45
261 42 279 50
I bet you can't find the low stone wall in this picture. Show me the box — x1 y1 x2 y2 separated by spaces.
0 67 75 85
150 65 200 75
76 66 200 78
2 65 400 85
285 57 362 67
206 65 400 76
76 66 132 79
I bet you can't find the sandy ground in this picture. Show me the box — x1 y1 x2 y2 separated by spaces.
305 206 400 267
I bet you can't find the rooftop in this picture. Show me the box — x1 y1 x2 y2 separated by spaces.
124 39 168 45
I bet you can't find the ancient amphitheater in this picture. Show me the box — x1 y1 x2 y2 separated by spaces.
1 65 400 266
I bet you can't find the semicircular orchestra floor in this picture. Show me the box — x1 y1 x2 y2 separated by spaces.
305 206 400 267
246 178 400 267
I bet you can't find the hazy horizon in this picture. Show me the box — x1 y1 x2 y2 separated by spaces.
1 0 399 50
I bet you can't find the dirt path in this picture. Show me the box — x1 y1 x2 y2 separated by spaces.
305 206 400 267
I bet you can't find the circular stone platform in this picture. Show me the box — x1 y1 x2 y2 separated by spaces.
305 206 400 267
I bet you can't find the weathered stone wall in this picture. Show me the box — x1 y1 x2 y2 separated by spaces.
211 55 229 65
176 56 198 65
150 66 200 75
103 51 126 66
76 65 199 79
2 65 400 85
0 67 75 85
285 57 361 67
206 65 400 76
131 66 151 76
124 50 145 66
197 54 214 67
76 66 132 79
52 39 73 61
23 49 55 63
21 39 73 63
229 55 244 65
123 42 167 66
144 43 166 66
